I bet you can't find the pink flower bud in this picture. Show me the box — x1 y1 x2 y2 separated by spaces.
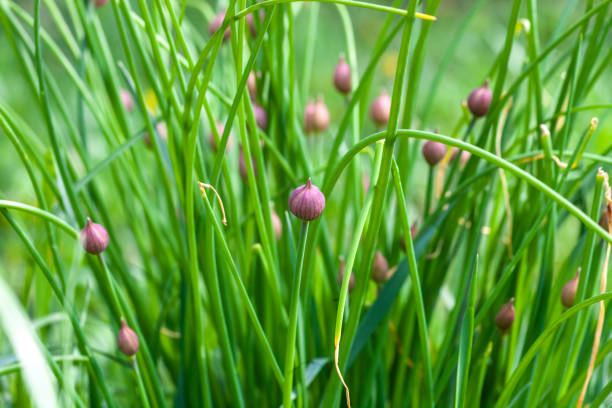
371 251 389 283
467 79 492 118
422 141 447 166
370 90 391 126
120 89 133 113
80 218 109 255
117 318 139 357
333 54 351 94
289 178 325 221
495 298 515 333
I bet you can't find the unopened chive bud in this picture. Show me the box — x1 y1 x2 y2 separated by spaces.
467 79 492 118
144 122 168 148
208 12 231 42
370 90 391 126
338 259 355 292
313 97 330 133
371 251 390 283
117 318 139 357
399 223 419 252
561 269 580 308
120 89 133 113
94 0 108 7
80 218 109 255
209 122 233 152
304 100 317 133
422 141 447 166
252 102 268 130
239 147 257 181
494 298 515 333
451 148 471 165
333 54 352 95
289 178 325 221
271 206 282 240
247 71 257 100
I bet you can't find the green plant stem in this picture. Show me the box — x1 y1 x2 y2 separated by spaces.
283 221 310 407
391 159 434 406
133 360 152 408
424 166 434 219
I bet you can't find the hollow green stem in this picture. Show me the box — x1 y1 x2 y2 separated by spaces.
283 221 310 408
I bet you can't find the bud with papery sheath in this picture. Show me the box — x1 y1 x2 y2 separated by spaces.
333 54 351 95
422 141 447 166
467 79 492 118
495 298 515 333
253 102 268 130
561 269 580 308
370 90 391 126
120 89 133 113
271 206 282 240
371 251 390 283
338 259 355 292
80 218 109 255
117 318 139 357
289 178 325 221
209 12 231 42
313 98 330 132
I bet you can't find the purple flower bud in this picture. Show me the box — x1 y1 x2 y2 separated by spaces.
399 223 418 252
144 122 168 148
422 141 447 166
120 89 133 113
338 260 355 292
561 269 580 308
495 298 515 333
370 90 391 126
313 97 330 133
333 54 351 95
451 148 471 165
246 12 262 37
467 79 492 118
209 12 231 42
209 122 233 152
117 318 139 357
371 251 389 283
303 100 317 133
271 207 282 240
80 218 109 255
253 102 268 130
239 147 257 181
94 0 108 7
289 178 325 221
247 72 257 100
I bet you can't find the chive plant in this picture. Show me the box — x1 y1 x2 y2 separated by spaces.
0 0 611 407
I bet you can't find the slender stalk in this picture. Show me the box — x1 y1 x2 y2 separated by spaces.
283 221 310 407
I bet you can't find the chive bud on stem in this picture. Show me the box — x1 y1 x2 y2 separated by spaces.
289 178 325 221
117 318 140 357
467 79 492 118
80 218 109 254
495 298 515 334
